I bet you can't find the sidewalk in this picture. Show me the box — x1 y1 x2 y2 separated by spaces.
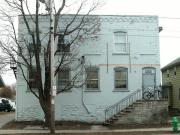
0 113 14 128
0 127 176 134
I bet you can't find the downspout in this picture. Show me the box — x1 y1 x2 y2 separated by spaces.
82 87 90 114
81 56 90 114
128 41 132 72
106 43 109 73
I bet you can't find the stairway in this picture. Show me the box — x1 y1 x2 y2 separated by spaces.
104 90 168 124
115 100 168 124
104 89 142 124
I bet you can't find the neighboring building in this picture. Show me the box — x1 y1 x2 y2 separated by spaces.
0 75 5 96
0 75 5 88
161 57 180 111
16 15 161 123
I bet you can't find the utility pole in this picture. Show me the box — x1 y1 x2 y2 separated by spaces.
49 0 55 133
39 0 55 133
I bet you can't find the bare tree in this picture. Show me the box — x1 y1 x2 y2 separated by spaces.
0 85 16 99
0 0 101 133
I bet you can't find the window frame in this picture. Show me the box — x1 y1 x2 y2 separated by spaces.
174 67 177 76
113 31 128 54
166 70 170 78
56 34 70 53
85 67 100 90
56 68 71 91
27 67 38 89
114 67 128 90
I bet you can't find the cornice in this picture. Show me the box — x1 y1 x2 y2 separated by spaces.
19 15 158 24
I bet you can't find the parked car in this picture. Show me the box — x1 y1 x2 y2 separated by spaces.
0 98 16 112
0 101 12 112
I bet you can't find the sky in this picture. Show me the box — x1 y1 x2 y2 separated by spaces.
2 0 180 85
96 0 180 67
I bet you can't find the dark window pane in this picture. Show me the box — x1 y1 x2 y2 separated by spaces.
115 71 126 80
86 80 98 89
28 68 38 89
57 35 70 52
87 71 98 79
115 80 127 88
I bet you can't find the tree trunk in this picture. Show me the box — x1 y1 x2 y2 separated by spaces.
40 96 55 133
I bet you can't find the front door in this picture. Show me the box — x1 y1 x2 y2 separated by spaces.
142 67 156 93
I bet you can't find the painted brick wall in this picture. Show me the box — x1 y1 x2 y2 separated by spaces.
16 15 160 122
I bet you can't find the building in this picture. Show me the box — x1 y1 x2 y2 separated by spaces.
0 75 4 88
161 57 180 112
16 15 161 123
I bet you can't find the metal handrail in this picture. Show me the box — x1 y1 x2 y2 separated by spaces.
104 89 142 122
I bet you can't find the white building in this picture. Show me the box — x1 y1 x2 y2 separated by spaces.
16 15 161 123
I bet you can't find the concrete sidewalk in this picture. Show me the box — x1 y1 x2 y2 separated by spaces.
0 127 176 134
0 113 14 128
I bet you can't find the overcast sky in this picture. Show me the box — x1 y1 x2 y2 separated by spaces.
2 0 180 85
96 0 180 68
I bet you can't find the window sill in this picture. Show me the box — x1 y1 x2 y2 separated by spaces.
113 89 129 92
84 89 101 92
83 53 102 56
55 51 71 55
112 52 129 55
57 90 72 93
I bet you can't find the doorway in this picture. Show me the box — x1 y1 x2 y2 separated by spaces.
142 67 156 93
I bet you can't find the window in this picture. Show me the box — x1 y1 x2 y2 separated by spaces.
114 31 127 53
179 88 180 100
86 67 99 89
167 70 169 78
28 67 38 89
27 43 34 53
114 67 128 89
24 34 34 54
174 67 177 76
57 34 70 53
57 68 70 90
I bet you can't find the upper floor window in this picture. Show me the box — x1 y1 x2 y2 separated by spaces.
57 34 70 53
114 31 128 53
57 68 70 90
28 67 38 89
86 67 99 90
114 67 128 89
166 70 169 78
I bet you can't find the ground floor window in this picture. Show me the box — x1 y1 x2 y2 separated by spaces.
114 67 128 89
86 67 99 89
57 68 70 90
28 67 38 89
